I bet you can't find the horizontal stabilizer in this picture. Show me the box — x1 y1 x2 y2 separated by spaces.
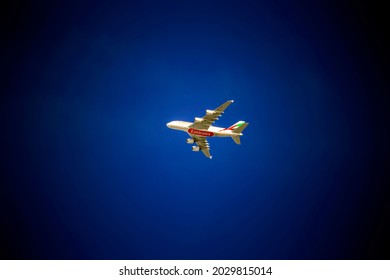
232 135 241 145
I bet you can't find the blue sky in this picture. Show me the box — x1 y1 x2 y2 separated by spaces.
1 1 389 259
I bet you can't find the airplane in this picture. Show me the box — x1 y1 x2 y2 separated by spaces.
166 100 249 159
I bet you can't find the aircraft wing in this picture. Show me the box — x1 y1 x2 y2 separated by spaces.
192 136 212 159
190 100 234 130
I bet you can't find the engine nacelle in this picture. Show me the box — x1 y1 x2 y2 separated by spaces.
206 110 215 115
194 117 204 122
192 146 200 152
186 138 194 144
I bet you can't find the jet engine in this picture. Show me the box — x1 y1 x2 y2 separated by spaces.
194 117 204 122
186 138 194 144
206 110 215 115
192 146 200 152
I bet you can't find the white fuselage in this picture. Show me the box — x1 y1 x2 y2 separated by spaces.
166 121 241 137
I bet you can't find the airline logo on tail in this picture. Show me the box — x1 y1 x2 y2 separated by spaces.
222 121 245 131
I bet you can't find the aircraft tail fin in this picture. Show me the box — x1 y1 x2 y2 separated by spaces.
230 122 249 145
231 121 249 134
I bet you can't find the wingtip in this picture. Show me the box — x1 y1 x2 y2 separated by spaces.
230 100 234 103
210 156 213 159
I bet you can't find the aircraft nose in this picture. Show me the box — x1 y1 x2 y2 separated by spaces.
166 122 172 128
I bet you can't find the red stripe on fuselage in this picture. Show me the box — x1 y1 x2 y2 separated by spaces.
188 128 214 137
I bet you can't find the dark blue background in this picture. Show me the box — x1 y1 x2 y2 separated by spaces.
1 1 389 259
